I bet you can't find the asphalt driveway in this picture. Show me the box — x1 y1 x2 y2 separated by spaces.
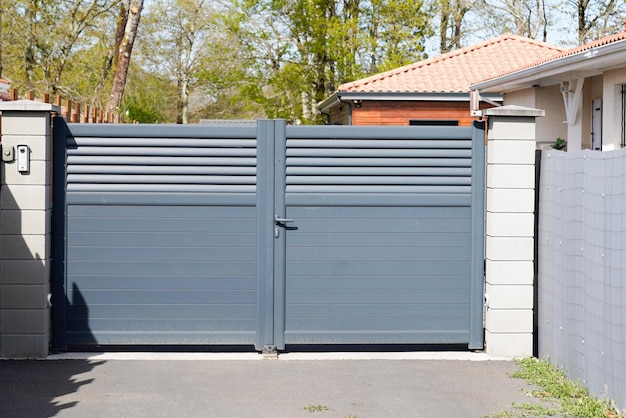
0 352 541 418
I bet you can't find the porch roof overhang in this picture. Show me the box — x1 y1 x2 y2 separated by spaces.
318 91 503 113
470 38 626 93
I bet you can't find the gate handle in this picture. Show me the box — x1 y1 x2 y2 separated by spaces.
275 215 294 223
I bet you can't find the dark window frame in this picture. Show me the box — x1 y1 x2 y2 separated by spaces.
409 120 459 126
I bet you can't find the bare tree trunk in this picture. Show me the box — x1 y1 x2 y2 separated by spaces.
112 0 131 73
107 0 143 114
24 0 36 89
578 0 588 44
181 77 190 124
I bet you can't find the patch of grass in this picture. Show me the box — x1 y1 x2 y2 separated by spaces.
511 357 622 418
303 404 330 413
483 411 516 418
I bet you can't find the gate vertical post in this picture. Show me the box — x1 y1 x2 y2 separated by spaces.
483 105 544 358
0 100 59 358
469 121 486 350
256 120 276 352
272 120 287 351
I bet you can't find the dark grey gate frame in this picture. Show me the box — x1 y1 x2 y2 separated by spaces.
52 118 485 351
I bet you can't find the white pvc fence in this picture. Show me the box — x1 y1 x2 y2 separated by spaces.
539 148 626 408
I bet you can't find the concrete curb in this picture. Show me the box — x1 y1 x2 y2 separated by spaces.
45 351 515 361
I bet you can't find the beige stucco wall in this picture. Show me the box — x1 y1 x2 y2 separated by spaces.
603 68 626 149
503 89 536 108
535 85 567 148
503 86 567 149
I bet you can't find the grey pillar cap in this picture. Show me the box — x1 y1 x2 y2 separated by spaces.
483 105 544 117
0 100 60 113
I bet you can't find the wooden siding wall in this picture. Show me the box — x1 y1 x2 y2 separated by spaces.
327 100 494 126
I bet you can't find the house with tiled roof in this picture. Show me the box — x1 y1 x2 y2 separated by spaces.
318 34 565 126
471 24 626 151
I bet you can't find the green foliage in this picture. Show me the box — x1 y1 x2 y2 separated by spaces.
3 0 118 97
510 357 623 418
552 137 566 150
120 65 178 123
3 0 622 123
223 0 431 124
303 404 330 412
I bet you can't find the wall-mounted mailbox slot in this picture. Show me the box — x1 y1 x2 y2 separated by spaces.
17 145 30 173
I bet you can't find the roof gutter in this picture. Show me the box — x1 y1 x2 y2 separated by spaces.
318 91 503 113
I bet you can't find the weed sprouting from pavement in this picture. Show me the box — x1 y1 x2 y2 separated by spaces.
303 404 330 413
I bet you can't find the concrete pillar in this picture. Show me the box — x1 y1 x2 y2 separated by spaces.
483 105 544 358
0 100 59 358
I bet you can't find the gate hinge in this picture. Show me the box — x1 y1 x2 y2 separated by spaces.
262 345 278 359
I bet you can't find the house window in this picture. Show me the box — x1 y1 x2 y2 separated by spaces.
409 120 459 126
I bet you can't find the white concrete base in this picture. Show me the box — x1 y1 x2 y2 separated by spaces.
45 351 514 361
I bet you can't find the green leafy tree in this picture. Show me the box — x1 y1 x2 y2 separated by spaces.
139 0 219 123
5 0 118 96
224 0 432 124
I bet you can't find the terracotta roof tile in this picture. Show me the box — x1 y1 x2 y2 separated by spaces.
338 34 565 93
475 28 626 83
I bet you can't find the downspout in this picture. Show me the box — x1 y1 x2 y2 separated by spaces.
319 110 331 125
337 95 353 125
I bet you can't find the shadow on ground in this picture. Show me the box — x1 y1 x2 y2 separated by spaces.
0 359 103 417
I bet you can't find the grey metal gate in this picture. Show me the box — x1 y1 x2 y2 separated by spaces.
52 118 485 351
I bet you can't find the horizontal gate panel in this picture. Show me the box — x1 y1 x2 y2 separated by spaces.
288 303 468 318
69 232 255 247
68 246 256 262
68 304 257 319
283 331 470 345
64 276 256 291
286 139 471 148
68 215 256 233
67 156 256 167
286 166 471 176
286 290 469 304
68 261 257 276
286 148 471 157
287 261 470 276
67 289 256 305
66 331 255 346
287 276 469 290
67 319 256 332
286 232 470 247
285 318 468 331
287 247 470 262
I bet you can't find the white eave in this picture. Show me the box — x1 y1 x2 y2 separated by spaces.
318 91 503 113
470 38 626 93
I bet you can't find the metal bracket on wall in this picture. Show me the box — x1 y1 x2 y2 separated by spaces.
1 144 14 162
